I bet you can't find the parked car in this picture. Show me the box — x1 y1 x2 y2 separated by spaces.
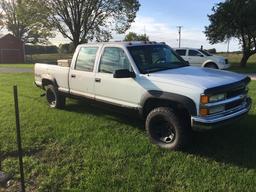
34 41 251 150
174 47 230 69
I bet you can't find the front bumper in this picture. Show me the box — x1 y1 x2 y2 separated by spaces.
191 97 252 130
219 63 230 69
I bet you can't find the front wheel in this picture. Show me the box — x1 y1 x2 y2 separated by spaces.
145 107 190 150
205 62 218 69
45 85 65 109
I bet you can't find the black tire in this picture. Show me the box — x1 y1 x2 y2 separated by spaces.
205 62 218 69
145 107 190 150
45 84 65 109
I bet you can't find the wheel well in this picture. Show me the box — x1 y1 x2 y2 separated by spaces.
42 79 55 89
143 98 190 123
204 62 218 68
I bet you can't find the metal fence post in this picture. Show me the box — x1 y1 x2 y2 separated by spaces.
13 86 26 192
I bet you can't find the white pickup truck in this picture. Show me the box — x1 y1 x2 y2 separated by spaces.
34 41 251 150
174 47 230 69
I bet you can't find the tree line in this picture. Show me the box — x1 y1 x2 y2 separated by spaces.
1 0 256 67
0 0 140 46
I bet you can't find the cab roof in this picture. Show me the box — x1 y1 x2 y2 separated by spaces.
79 41 166 47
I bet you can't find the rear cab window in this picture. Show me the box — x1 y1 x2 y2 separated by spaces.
175 49 187 56
75 47 98 72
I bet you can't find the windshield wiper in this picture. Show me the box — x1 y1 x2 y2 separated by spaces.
143 64 188 74
143 67 175 73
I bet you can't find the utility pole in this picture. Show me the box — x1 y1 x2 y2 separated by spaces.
177 26 182 48
227 38 230 53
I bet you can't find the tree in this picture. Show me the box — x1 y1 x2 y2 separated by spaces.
124 32 149 41
59 43 75 54
207 48 217 54
205 0 256 67
0 0 54 44
0 11 4 31
46 0 140 48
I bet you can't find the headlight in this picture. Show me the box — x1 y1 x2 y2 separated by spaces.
209 105 225 114
209 93 226 102
199 105 225 116
200 93 226 104
219 59 226 64
200 93 227 116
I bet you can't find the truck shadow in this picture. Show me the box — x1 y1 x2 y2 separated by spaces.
65 99 145 129
186 114 256 170
65 100 256 170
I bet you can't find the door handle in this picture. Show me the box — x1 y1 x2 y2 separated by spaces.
71 74 76 78
95 78 101 83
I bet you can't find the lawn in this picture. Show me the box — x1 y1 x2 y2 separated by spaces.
0 64 34 68
219 53 256 73
1 52 255 74
25 53 73 64
0 73 256 191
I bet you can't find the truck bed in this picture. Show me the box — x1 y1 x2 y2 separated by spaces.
34 63 70 91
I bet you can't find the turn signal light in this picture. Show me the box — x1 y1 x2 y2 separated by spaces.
200 95 209 104
200 108 209 116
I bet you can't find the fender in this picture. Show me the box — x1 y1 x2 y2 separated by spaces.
41 74 59 89
202 59 216 67
140 90 197 116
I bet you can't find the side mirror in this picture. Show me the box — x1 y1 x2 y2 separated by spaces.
198 54 204 57
113 69 136 78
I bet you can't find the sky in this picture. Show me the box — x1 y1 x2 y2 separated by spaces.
50 0 240 52
1 0 240 51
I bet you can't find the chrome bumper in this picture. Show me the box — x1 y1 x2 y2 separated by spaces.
191 97 252 130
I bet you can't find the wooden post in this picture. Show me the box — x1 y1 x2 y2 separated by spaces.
13 86 26 192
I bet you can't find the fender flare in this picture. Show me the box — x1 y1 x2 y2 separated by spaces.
41 74 58 89
140 90 197 116
202 60 217 67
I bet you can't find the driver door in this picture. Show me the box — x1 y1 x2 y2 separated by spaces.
94 46 141 108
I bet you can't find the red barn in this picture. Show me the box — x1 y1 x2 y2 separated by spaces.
0 34 25 64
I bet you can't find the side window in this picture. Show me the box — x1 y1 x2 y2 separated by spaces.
188 50 202 57
175 49 186 56
75 47 98 71
99 47 132 74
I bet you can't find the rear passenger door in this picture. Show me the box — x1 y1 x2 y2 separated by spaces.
69 46 99 98
94 46 141 108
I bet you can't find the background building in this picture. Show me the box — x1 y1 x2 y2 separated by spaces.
0 34 25 64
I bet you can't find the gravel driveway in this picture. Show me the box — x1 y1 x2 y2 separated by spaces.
0 67 33 73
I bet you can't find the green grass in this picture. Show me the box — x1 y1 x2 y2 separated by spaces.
0 73 256 191
219 53 256 73
0 64 34 68
25 53 73 64
2 52 255 73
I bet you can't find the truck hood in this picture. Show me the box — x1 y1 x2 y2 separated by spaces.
147 66 247 90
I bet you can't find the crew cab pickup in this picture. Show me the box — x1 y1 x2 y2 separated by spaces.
34 42 251 150
174 47 230 70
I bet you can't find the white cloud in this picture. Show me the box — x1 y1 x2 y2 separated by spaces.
113 16 240 52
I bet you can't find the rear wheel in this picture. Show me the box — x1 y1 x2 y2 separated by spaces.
45 85 65 109
146 107 190 150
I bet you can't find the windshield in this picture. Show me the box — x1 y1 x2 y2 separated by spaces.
198 49 212 56
128 45 188 74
